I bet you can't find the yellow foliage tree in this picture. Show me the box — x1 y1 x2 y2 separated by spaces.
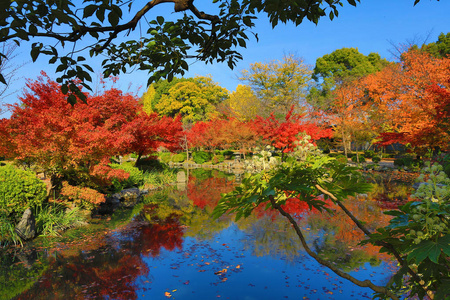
141 76 229 124
223 84 261 121
239 54 312 117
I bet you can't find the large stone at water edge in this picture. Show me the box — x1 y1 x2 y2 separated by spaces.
177 170 186 183
15 208 36 240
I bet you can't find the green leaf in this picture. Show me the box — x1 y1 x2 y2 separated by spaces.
347 0 357 6
156 16 164 25
0 73 6 84
67 94 77 105
83 5 97 18
61 84 69 94
407 236 449 264
108 11 119 27
30 47 40 62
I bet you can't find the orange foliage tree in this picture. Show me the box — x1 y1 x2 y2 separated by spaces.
363 50 450 152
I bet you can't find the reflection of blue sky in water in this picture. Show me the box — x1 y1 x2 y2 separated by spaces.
137 223 395 300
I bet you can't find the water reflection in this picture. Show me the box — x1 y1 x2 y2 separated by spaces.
1 169 399 300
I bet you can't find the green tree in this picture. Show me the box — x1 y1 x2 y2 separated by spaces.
146 76 229 124
309 47 390 110
239 54 312 117
420 32 450 58
3 0 434 103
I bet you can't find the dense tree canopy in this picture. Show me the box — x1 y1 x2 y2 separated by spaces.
142 76 229 124
0 0 433 103
239 54 312 117
0 73 181 187
308 47 390 111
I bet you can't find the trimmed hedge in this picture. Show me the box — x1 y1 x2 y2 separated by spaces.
172 153 187 163
372 156 381 163
0 165 47 216
351 155 366 163
192 151 211 164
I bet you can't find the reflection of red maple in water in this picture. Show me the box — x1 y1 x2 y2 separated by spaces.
16 252 149 300
135 218 184 257
188 176 236 209
16 206 185 300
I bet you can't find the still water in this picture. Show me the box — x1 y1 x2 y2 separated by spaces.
1 169 400 300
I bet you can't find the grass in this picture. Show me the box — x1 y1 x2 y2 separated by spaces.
142 168 177 189
0 210 22 247
34 203 88 237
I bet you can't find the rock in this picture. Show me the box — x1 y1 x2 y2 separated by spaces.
15 208 36 241
111 187 143 208
177 170 186 183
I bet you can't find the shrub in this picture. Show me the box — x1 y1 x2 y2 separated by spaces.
212 154 225 165
335 154 348 164
372 156 381 163
60 181 106 210
394 157 423 169
394 158 405 167
351 155 366 163
110 163 145 192
159 152 172 164
0 165 46 216
192 151 211 164
222 150 234 158
172 153 187 163
364 150 375 158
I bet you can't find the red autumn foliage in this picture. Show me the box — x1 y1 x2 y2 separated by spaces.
0 72 182 187
251 106 333 152
121 113 183 164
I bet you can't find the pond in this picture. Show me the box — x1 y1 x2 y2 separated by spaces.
1 169 411 300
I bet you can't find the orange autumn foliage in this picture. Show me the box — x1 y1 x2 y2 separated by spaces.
363 50 450 151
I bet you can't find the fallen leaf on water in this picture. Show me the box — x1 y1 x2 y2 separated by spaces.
236 265 240 269
164 292 171 298
214 269 228 275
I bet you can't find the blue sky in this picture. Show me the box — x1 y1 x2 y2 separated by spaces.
1 0 449 117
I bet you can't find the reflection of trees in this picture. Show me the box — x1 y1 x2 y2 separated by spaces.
0 249 48 299
237 214 304 261
302 197 393 271
12 205 186 300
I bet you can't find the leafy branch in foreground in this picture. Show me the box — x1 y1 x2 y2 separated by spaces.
213 140 447 299
0 0 432 103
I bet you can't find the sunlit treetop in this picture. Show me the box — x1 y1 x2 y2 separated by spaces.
0 0 433 103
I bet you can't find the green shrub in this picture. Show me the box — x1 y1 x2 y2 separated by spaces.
136 156 165 171
172 153 187 163
394 157 423 169
445 164 450 178
364 150 375 158
394 158 405 167
192 151 211 164
222 150 234 158
335 154 348 164
110 163 145 192
159 152 172 164
351 155 366 163
0 165 47 216
212 154 225 165
372 156 381 163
